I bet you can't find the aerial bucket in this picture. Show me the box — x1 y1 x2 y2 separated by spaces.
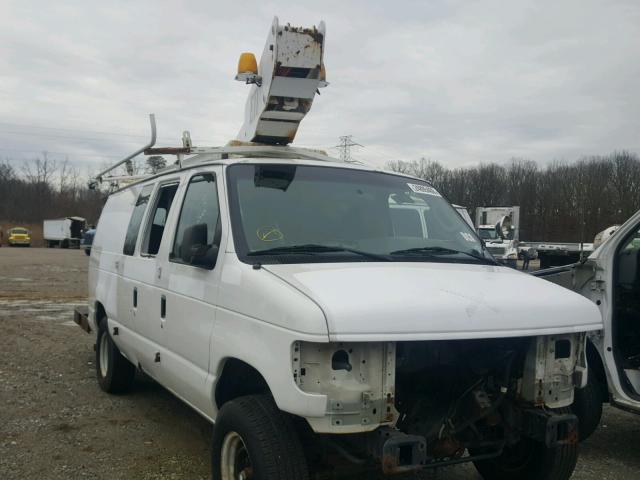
235 17 328 145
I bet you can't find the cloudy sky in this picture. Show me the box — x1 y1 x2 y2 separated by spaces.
0 0 638 172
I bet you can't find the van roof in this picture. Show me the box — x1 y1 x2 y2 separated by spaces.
109 148 427 194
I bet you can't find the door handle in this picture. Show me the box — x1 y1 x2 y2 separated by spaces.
133 287 138 308
160 295 166 320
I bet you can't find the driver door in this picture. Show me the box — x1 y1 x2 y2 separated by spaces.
591 212 640 412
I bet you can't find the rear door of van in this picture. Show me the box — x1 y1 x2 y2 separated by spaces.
119 179 181 378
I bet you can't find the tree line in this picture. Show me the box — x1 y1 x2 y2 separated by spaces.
2 151 639 244
0 157 106 226
388 151 640 242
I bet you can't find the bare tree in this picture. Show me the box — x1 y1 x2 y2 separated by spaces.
146 156 167 174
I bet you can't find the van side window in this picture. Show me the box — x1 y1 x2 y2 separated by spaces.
123 185 154 256
142 183 179 256
170 174 221 269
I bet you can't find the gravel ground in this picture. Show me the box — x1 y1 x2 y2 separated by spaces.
1 248 639 479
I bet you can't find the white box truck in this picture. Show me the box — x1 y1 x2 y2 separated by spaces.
43 216 86 248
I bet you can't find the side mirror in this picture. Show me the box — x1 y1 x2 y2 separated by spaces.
180 223 218 269
191 244 219 269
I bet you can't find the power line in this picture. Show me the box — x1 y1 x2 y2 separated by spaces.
334 135 364 162
0 147 121 160
0 120 150 139
0 129 151 144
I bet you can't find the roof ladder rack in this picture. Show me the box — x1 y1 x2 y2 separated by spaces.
89 114 157 188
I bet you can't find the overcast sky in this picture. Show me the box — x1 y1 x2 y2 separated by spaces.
0 0 638 172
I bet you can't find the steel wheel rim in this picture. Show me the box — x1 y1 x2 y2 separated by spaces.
99 333 109 377
220 431 253 480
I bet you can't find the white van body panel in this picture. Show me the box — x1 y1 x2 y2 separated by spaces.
264 262 602 342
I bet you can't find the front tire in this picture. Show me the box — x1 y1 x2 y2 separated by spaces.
473 410 578 480
95 320 135 393
212 394 309 480
572 372 604 441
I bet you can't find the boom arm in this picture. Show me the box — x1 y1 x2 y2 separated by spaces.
236 17 328 145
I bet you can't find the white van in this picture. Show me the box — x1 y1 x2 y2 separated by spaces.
83 150 603 480
536 209 640 440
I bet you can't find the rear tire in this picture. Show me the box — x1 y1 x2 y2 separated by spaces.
472 409 578 480
212 394 309 480
95 319 135 393
572 373 604 441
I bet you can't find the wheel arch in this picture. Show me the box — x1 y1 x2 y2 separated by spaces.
586 339 609 401
214 357 271 409
95 301 107 327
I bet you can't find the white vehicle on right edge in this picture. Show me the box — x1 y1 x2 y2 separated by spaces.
535 209 640 440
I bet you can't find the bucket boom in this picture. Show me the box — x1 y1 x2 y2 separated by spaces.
235 17 328 145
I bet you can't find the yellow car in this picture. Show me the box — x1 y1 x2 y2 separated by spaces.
8 227 31 247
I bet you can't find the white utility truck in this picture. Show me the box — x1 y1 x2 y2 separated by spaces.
535 209 640 440
74 17 602 480
43 216 86 248
475 206 520 268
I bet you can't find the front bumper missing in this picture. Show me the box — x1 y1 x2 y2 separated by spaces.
369 428 427 474
518 409 579 447
366 408 577 474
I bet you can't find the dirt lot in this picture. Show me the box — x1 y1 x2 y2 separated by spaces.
1 248 639 480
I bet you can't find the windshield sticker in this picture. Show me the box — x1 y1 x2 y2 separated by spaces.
256 226 284 242
460 232 476 242
407 183 441 196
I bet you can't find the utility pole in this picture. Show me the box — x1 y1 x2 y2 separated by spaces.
335 135 363 162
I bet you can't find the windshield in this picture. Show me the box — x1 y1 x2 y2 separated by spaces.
11 228 27 234
478 228 499 241
227 164 490 264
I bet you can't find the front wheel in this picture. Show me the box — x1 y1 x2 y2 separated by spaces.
572 372 604 441
95 320 135 393
473 418 578 480
212 394 309 480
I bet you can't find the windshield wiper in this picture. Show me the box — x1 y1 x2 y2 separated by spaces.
247 244 391 261
389 246 498 265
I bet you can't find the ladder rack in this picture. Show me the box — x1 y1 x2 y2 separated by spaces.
89 17 336 190
89 114 341 189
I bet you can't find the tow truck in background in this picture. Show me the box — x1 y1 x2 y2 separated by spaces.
475 206 521 268
474 205 619 269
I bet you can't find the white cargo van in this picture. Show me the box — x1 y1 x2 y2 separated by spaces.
76 17 603 480
80 151 604 479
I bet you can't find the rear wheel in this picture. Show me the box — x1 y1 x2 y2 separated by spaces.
212 394 309 480
95 319 135 393
472 410 578 480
